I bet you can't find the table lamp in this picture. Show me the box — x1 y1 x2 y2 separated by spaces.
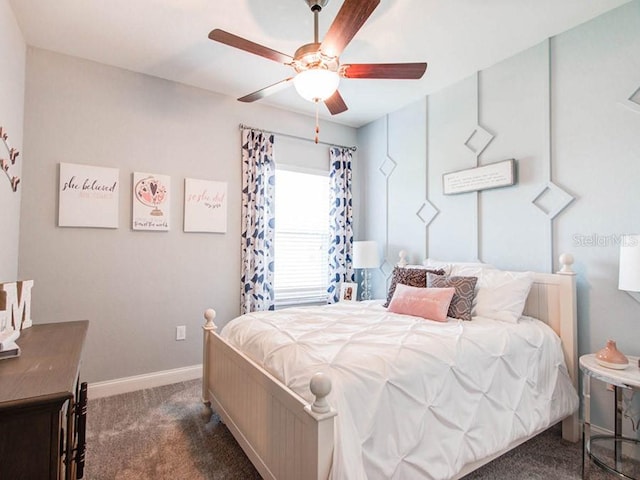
617 234 640 368
353 241 380 301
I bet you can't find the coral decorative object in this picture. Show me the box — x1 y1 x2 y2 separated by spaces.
595 340 629 370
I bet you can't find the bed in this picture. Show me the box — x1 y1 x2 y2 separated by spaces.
202 255 580 480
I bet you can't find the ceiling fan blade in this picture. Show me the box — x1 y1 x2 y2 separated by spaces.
341 62 427 79
325 90 348 115
209 29 293 64
320 0 380 58
238 77 294 103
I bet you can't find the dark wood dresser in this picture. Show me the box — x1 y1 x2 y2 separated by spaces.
0 320 89 479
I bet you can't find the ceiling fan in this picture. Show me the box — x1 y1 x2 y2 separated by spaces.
208 0 427 116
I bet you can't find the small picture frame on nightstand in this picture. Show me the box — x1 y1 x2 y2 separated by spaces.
340 282 358 302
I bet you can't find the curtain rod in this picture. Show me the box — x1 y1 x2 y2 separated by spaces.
238 123 357 152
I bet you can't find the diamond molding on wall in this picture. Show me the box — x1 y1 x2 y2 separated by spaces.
531 182 575 219
379 155 397 178
379 260 393 278
416 200 439 226
464 125 495 156
621 86 640 114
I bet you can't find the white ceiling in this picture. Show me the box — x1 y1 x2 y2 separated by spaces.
9 0 630 128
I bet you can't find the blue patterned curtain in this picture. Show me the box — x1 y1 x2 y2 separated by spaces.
327 146 354 303
240 129 276 313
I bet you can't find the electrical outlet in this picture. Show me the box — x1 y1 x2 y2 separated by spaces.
176 325 186 341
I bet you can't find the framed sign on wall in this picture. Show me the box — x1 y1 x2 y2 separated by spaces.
132 172 171 231
443 159 516 195
183 178 228 233
58 162 119 228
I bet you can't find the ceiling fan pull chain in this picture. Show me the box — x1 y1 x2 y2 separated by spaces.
315 100 320 144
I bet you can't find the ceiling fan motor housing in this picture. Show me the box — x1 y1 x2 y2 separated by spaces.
293 43 339 73
304 0 329 12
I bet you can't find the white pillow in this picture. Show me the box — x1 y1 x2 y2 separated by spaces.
473 270 534 323
450 263 497 277
423 258 496 277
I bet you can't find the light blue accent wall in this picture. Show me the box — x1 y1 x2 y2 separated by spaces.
428 75 479 262
357 100 429 300
356 1 640 436
387 102 427 265
478 42 552 272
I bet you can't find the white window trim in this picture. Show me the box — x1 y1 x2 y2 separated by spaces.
276 163 329 176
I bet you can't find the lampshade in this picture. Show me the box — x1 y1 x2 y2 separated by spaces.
619 234 640 292
353 241 380 269
293 69 340 102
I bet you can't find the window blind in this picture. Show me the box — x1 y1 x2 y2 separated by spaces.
274 169 330 307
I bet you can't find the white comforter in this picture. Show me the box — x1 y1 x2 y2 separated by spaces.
221 301 578 480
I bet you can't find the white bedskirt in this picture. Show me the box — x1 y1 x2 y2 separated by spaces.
221 301 578 480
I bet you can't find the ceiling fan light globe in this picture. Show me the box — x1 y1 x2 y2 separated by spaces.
293 69 340 102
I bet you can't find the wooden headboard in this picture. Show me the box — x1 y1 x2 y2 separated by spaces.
525 270 577 382
524 255 578 441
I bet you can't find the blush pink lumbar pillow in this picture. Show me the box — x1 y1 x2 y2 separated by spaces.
387 283 456 322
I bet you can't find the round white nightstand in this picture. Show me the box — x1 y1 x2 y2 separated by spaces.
580 354 640 479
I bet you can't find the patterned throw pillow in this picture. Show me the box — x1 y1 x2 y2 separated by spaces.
427 273 478 321
384 266 446 307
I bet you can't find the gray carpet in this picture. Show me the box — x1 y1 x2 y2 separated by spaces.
86 379 621 480
86 380 261 480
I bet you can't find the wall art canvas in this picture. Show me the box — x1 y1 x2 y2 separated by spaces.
184 178 227 233
132 172 170 231
58 162 119 228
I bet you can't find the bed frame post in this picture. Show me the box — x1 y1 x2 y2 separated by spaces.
304 373 337 480
202 309 337 480
557 253 580 443
202 308 217 405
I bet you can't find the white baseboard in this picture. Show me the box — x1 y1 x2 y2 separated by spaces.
88 364 202 399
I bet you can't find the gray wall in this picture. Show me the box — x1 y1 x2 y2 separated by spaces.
19 48 356 383
0 0 25 281
357 1 640 435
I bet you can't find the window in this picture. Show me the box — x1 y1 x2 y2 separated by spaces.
274 168 330 307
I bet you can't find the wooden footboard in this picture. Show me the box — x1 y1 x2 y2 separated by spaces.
202 309 336 480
